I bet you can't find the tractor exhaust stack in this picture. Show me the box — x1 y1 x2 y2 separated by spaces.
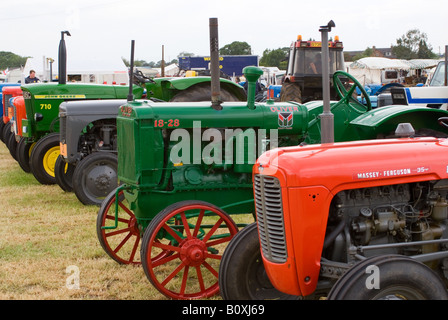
128 40 135 102
58 31 71 85
209 18 222 111
319 20 335 144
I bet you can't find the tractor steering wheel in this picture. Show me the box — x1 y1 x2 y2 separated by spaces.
333 70 371 112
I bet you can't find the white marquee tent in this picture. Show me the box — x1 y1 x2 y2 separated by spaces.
347 57 441 85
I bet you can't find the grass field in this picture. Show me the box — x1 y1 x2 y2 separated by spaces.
0 141 169 300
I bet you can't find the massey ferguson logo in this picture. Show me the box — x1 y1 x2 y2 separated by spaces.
278 112 293 128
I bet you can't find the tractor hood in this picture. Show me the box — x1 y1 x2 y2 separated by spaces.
59 99 128 117
255 136 448 193
21 82 143 100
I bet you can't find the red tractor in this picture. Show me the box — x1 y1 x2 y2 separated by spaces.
219 121 448 300
280 35 345 103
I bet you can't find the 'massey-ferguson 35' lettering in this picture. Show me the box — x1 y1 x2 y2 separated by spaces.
354 166 429 180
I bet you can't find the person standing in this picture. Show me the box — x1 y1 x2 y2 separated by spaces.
25 70 40 84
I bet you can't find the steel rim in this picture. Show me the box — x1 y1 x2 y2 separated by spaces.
144 203 238 299
98 190 142 265
42 146 60 177
82 159 117 201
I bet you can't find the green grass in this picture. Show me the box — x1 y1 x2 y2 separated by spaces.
0 142 163 300
0 141 255 300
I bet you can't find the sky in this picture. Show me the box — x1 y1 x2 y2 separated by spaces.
1 0 447 70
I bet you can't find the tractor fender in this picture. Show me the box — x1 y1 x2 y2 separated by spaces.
159 76 247 101
349 105 448 138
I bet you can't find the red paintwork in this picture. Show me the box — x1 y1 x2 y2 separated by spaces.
2 86 22 124
253 137 448 296
12 96 26 137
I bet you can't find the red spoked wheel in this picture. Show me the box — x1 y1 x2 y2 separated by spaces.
141 200 239 300
96 188 142 265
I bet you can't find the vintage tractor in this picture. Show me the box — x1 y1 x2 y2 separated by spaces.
219 127 448 300
280 31 345 103
20 80 144 185
1 85 22 145
54 69 246 206
95 19 448 300
19 32 245 187
6 96 27 164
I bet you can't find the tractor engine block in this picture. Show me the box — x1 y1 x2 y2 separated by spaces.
78 121 117 159
326 181 448 262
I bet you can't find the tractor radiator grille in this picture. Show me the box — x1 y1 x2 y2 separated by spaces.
59 115 66 142
254 174 287 263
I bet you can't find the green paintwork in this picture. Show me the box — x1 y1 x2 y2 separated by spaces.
21 83 144 141
115 66 448 229
145 76 246 102
19 76 244 143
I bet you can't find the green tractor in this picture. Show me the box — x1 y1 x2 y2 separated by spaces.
95 19 448 300
17 31 245 186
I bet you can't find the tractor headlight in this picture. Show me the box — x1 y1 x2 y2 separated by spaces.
34 113 43 122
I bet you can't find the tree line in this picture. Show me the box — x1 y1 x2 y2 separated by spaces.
0 29 441 71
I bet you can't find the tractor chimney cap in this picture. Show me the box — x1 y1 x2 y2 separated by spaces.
319 20 335 32
395 123 415 137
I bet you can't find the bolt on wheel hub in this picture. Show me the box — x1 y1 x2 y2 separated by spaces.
179 238 207 267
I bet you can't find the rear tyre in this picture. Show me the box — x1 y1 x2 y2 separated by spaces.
219 223 300 300
54 155 75 192
327 254 448 300
72 152 118 206
169 83 243 102
279 82 302 103
16 138 35 173
7 132 18 161
2 122 12 148
29 133 60 185
0 120 4 142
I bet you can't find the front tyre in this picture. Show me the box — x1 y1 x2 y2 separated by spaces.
141 200 239 300
29 133 60 185
327 254 448 300
54 155 75 192
72 152 118 206
16 138 35 173
96 188 141 265
219 223 300 300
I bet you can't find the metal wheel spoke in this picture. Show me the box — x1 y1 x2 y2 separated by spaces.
161 261 187 286
179 265 190 296
206 235 234 247
162 223 184 243
196 265 206 293
204 252 222 260
202 260 219 279
105 214 129 224
203 217 224 243
118 201 134 217
192 210 205 237
152 240 181 253
105 226 132 238
128 235 140 263
152 253 180 268
180 212 192 239
113 232 133 253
